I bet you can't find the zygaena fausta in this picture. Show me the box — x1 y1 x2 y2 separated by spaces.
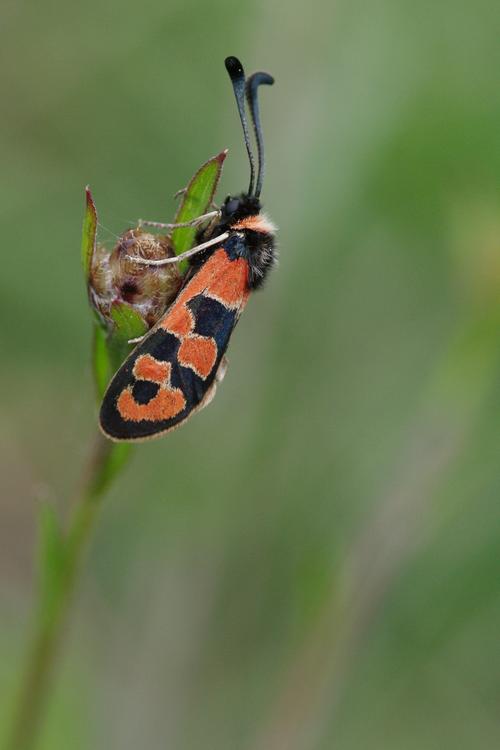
99 56 276 441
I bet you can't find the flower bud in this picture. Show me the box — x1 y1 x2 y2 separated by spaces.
89 227 182 330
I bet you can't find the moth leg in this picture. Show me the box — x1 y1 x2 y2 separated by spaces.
197 357 229 412
128 231 230 267
199 381 217 410
203 209 223 238
127 334 147 345
137 210 221 231
216 356 228 383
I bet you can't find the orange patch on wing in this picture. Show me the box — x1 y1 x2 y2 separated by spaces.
133 355 171 384
156 249 248 337
177 249 229 304
206 257 248 307
162 303 193 337
178 335 217 379
117 386 186 423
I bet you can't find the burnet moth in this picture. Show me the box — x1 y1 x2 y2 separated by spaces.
99 56 276 441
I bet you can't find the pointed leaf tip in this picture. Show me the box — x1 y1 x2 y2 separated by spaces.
82 185 98 279
172 151 227 261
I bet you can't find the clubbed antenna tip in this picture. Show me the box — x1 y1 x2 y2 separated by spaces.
224 56 256 196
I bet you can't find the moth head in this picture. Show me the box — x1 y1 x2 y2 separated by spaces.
220 193 261 223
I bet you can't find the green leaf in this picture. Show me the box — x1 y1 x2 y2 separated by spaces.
92 304 148 401
37 503 66 628
110 302 149 342
107 302 148 374
81 186 97 279
92 320 113 401
172 150 227 265
91 318 135 483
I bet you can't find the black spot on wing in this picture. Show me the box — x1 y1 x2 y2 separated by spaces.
143 330 180 362
132 380 159 404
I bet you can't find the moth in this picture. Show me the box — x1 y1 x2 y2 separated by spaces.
100 56 276 441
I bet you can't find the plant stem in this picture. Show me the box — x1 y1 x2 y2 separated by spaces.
6 433 128 750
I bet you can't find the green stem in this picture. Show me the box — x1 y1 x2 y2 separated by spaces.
6 433 126 750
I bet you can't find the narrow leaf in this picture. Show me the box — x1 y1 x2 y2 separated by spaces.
93 320 112 401
92 303 148 402
92 318 134 478
81 186 97 279
172 150 227 260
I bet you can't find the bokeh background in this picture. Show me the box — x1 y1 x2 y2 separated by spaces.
1 1 499 748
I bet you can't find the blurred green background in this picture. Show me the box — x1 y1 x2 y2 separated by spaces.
1 0 499 748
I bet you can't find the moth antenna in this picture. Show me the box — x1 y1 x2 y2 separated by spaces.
246 71 274 199
225 56 256 197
